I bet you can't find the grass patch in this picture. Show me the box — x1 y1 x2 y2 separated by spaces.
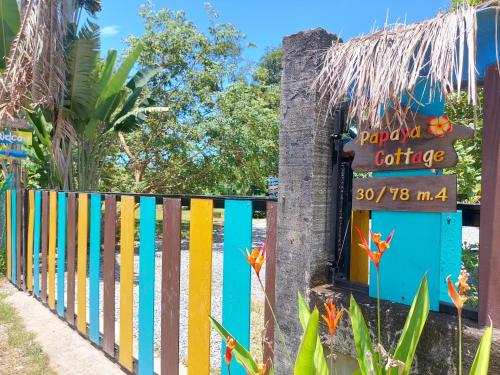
0 280 56 375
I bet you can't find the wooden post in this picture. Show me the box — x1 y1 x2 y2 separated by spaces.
479 65 500 326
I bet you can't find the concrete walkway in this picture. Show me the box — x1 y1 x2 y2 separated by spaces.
4 283 125 375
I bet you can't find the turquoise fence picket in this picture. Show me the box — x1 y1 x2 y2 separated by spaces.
56 192 67 316
11 190 16 283
138 197 156 375
221 200 253 375
89 194 102 344
33 191 41 296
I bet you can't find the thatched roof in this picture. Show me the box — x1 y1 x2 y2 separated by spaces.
314 2 500 129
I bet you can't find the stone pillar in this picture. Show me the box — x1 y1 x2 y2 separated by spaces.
479 64 500 326
276 28 338 373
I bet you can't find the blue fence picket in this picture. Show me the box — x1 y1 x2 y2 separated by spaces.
56 192 67 317
89 194 102 344
11 190 16 283
138 197 156 374
221 200 253 375
33 191 41 296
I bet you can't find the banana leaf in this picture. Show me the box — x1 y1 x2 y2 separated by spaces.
209 316 259 374
294 308 320 374
298 291 329 375
389 274 429 375
350 294 377 375
0 0 20 71
469 323 493 375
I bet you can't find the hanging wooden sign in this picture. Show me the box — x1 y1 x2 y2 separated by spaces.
344 111 474 172
0 130 32 146
352 175 456 212
0 119 30 130
0 147 29 159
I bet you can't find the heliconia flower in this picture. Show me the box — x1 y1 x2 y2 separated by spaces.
356 226 395 271
447 271 470 317
224 336 236 369
257 363 267 375
321 297 344 337
428 115 453 137
456 270 471 295
245 243 266 279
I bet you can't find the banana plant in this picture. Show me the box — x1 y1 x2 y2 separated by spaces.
64 22 167 190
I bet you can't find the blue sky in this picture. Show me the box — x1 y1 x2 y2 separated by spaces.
98 0 450 63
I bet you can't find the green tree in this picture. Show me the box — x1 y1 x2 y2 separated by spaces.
205 50 281 195
445 90 483 203
104 4 248 194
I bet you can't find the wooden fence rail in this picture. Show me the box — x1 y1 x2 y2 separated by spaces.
4 189 277 375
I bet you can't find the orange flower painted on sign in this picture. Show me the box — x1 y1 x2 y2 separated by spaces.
355 226 395 270
321 297 344 337
245 243 266 279
428 115 453 137
447 270 471 317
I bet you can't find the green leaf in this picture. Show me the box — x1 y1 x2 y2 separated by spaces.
350 294 377 375
95 49 117 97
99 45 141 103
209 316 259 374
0 0 20 70
95 46 142 123
126 65 162 91
298 291 310 331
294 308 320 375
389 275 430 375
66 22 100 121
469 323 493 375
297 291 329 375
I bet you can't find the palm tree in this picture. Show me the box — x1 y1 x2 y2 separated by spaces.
0 0 101 188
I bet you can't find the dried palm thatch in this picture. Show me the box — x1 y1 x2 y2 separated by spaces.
0 0 79 188
0 0 66 118
314 4 496 129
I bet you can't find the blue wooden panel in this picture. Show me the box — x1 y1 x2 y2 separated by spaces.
11 190 16 283
138 197 156 375
89 194 102 344
33 191 41 296
56 193 67 317
476 8 500 79
370 211 441 311
221 200 253 375
439 212 463 304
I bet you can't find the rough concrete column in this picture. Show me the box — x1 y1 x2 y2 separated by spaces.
276 28 338 373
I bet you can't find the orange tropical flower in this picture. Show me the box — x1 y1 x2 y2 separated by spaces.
321 297 344 336
447 270 470 317
257 363 267 375
224 336 236 369
428 115 453 137
355 226 395 271
245 243 266 279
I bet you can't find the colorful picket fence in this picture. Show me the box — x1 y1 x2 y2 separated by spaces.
4 189 277 375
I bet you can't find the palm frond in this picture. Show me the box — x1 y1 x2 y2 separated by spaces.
66 20 99 120
0 0 66 117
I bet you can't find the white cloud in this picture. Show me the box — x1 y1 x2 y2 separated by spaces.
101 25 119 37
